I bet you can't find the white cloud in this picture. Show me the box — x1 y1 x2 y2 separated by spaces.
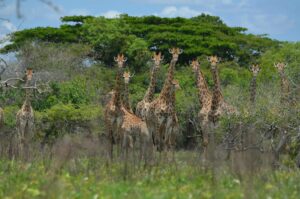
241 14 295 35
101 10 121 18
2 21 17 32
0 34 11 49
158 6 209 18
131 0 247 7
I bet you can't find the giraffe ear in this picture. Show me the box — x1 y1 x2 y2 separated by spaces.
274 63 278 68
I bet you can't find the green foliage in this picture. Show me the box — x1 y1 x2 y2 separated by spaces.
3 106 19 128
2 14 279 69
0 154 300 198
38 103 102 122
58 76 94 105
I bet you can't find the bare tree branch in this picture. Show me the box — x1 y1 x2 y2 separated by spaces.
1 0 60 19
39 0 60 12
0 57 8 76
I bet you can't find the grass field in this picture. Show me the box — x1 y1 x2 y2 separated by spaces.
0 150 299 199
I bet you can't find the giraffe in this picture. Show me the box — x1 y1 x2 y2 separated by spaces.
190 60 212 155
146 48 182 152
136 52 163 120
273 62 292 166
16 68 35 156
119 71 153 164
104 54 127 159
207 56 237 124
274 62 290 103
249 64 260 105
122 71 133 113
206 56 238 167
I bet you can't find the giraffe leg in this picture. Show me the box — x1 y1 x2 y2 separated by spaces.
106 128 114 161
18 120 27 159
25 120 34 160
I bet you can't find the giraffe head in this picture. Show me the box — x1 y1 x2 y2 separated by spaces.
274 62 287 74
207 55 220 69
123 71 134 84
171 79 181 91
190 59 200 73
152 52 163 68
114 54 127 68
250 64 260 77
25 68 34 81
169 47 183 62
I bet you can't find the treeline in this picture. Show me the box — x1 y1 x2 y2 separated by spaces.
2 14 278 69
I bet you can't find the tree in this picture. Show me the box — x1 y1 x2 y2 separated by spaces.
1 14 280 69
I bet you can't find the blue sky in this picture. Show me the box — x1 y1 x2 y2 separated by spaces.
0 0 299 43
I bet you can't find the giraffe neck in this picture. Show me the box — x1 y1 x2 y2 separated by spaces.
209 65 223 122
169 88 176 113
123 82 131 111
22 88 32 112
159 59 176 102
112 67 124 108
250 76 257 104
194 66 212 109
143 65 159 102
22 79 33 111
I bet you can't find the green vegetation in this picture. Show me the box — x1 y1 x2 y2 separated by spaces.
0 14 299 198
0 152 300 199
0 14 299 148
2 14 278 67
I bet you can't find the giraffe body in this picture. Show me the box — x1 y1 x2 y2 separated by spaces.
120 107 153 163
16 100 34 142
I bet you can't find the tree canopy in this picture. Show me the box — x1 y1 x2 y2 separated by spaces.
1 14 279 68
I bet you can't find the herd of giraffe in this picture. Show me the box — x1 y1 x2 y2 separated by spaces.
104 47 292 162
0 50 291 161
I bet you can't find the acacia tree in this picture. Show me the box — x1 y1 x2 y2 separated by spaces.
1 14 279 69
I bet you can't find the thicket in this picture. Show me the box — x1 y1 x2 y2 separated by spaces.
0 15 299 164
